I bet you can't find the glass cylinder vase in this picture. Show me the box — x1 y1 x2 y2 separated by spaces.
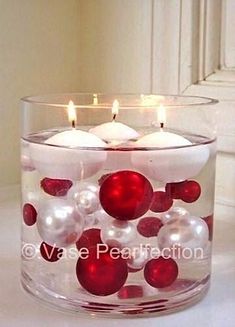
21 94 217 317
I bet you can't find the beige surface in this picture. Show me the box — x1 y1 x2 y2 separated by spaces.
0 0 80 186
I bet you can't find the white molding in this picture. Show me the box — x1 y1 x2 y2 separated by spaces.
152 0 202 94
151 0 222 93
203 0 222 78
184 78 235 101
220 0 235 69
179 0 200 92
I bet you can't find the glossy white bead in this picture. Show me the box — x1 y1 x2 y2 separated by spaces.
37 199 84 247
127 246 150 270
67 182 100 215
158 216 209 250
101 219 137 249
160 207 189 224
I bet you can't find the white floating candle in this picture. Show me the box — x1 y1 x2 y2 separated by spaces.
131 105 209 182
90 100 139 144
30 101 107 180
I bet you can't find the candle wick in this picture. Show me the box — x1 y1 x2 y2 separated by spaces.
160 122 164 130
71 120 76 129
112 114 117 121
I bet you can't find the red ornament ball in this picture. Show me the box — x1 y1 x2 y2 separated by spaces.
179 180 201 203
166 180 201 203
40 242 63 262
144 257 178 288
165 181 186 199
23 203 37 226
98 173 112 186
40 177 73 196
137 217 163 237
76 228 102 251
76 246 128 296
99 170 153 220
150 191 173 213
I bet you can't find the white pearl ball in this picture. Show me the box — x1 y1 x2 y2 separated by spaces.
67 182 100 214
160 207 189 224
158 216 209 250
101 219 137 249
127 246 150 270
37 199 84 247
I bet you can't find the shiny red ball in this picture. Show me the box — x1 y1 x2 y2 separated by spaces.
76 246 128 296
144 257 178 288
137 217 163 237
40 242 63 262
179 180 201 203
40 177 73 196
23 203 37 226
165 181 187 199
99 170 153 220
76 228 102 251
150 191 173 213
98 173 112 186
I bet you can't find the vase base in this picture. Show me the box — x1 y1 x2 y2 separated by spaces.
21 270 210 318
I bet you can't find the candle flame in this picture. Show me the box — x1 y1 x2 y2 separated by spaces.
93 93 98 105
67 100 77 127
112 99 119 120
158 104 166 129
112 99 119 115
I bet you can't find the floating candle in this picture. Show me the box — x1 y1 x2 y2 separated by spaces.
89 100 139 144
131 105 209 182
30 101 107 180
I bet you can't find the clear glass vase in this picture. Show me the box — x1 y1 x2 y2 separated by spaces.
21 94 217 317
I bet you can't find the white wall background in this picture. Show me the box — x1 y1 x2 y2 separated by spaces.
0 0 80 186
78 0 152 94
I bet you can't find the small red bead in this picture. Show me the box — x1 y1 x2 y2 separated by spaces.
144 257 178 288
40 178 73 196
150 191 173 213
23 203 37 226
99 170 153 220
76 228 102 251
165 181 187 199
179 180 201 203
202 214 213 241
76 246 128 296
118 285 144 299
40 242 63 262
137 217 163 237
